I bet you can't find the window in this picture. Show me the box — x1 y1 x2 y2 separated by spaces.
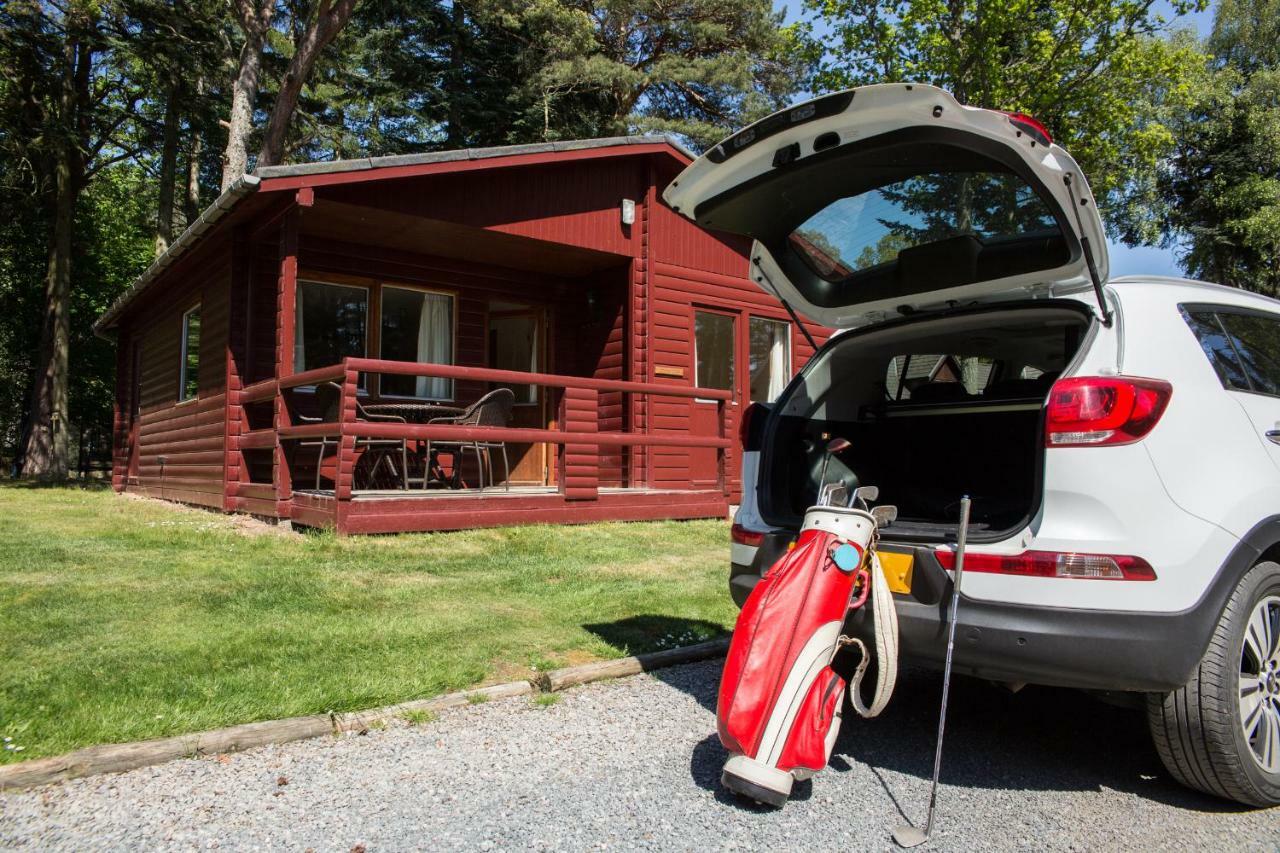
179 306 201 401
884 354 1000 400
749 317 790 402
489 312 539 404
380 286 454 399
294 281 368 372
1217 312 1280 396
788 170 1061 281
1183 306 1280 396
694 310 735 393
1182 307 1254 391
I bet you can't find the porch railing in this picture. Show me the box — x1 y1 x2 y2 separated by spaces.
235 357 731 507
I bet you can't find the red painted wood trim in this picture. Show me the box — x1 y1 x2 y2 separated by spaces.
559 387 598 500
240 378 278 403
277 422 731 449
273 208 300 517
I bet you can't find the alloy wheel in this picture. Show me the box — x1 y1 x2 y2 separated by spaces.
1239 594 1280 773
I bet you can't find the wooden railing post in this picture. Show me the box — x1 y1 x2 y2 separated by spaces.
559 387 599 501
717 398 728 496
333 362 359 532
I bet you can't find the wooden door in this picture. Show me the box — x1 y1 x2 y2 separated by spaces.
488 305 549 485
690 307 739 488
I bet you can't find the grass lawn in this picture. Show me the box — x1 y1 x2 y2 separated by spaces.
0 483 735 763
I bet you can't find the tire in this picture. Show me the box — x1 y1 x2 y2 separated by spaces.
1147 560 1280 807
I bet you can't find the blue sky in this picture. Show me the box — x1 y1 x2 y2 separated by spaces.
773 1 1218 279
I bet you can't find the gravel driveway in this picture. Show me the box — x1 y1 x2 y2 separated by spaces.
2 659 1277 851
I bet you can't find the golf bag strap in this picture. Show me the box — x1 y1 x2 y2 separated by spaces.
846 552 899 718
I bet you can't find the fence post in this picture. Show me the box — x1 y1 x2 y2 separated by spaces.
334 362 359 533
559 387 599 501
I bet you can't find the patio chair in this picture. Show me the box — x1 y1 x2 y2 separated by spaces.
295 381 410 490
427 388 516 492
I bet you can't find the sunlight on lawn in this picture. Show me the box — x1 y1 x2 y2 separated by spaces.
0 484 733 762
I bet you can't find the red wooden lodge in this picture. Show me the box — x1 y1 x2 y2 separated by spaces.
97 137 828 534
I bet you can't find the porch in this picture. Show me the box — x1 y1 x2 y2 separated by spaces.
230 357 731 534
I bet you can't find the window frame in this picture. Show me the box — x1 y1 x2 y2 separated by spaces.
693 307 738 403
377 283 458 402
178 303 201 403
294 278 371 389
1180 302 1280 400
747 315 792 403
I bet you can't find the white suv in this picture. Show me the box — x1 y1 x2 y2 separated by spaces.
666 84 1280 807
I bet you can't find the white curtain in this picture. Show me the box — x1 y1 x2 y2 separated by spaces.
415 292 452 399
767 325 789 400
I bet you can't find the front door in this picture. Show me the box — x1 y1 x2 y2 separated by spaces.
488 303 549 485
691 308 738 488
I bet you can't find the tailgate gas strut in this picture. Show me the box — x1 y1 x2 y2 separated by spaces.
1064 174 1113 327
753 256 821 351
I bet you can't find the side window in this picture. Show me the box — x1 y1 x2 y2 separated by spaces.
179 305 201 401
1180 307 1250 391
1217 311 1280 396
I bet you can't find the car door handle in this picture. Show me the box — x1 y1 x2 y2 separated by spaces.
1266 430 1280 445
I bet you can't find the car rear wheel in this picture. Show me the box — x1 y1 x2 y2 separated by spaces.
1146 560 1280 807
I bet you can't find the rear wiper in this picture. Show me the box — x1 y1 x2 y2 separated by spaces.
1064 174 1113 327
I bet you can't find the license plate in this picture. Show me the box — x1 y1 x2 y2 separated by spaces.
878 550 914 594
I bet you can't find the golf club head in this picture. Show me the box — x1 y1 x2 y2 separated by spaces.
892 824 929 848
854 485 879 503
871 505 898 527
826 437 852 454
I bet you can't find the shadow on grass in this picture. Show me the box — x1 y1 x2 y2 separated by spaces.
583 614 727 658
1 477 113 491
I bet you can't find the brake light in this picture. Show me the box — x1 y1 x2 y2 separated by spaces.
739 402 767 451
935 549 1156 581
1004 112 1052 146
731 523 765 547
1045 376 1172 447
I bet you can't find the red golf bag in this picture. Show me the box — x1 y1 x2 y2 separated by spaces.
717 504 897 806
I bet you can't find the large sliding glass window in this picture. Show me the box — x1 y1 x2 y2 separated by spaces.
294 281 368 371
748 317 790 402
380 286 454 399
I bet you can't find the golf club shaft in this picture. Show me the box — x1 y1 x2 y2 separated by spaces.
923 495 971 837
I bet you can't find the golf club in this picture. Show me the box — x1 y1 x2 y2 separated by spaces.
892 495 971 848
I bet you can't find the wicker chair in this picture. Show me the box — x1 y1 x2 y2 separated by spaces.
427 388 516 491
295 381 410 490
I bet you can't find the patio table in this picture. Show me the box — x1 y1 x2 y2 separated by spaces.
362 402 467 488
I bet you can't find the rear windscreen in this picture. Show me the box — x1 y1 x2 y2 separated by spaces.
789 170 1060 282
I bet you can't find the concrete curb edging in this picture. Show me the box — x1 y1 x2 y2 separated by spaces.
0 637 729 792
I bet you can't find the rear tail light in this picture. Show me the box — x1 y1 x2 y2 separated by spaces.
935 549 1156 581
739 402 767 451
731 523 765 547
1045 376 1172 447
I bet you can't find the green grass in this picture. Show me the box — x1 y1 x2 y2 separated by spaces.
0 483 734 762
400 709 437 726
530 693 561 708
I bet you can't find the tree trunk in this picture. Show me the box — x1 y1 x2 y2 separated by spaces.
155 84 180 254
22 152 76 480
221 2 274 192
445 0 466 148
185 78 205 225
256 0 357 167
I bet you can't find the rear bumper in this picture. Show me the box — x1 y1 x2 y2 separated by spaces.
731 534 1226 693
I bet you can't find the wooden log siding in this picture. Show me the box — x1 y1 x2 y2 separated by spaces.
559 388 599 500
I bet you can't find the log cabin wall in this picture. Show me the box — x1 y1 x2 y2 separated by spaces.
113 233 233 509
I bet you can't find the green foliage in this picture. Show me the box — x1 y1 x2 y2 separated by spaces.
801 0 1210 238
1152 0 1280 293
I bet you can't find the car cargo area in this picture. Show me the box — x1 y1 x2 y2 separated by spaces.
760 303 1093 541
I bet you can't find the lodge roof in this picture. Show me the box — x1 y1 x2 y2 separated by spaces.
95 135 694 334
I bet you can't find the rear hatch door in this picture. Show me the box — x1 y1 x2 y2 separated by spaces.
663 84 1109 329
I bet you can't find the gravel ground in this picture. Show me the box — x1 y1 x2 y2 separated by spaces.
2 659 1277 851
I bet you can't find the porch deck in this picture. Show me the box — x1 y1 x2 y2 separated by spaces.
232 357 733 534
